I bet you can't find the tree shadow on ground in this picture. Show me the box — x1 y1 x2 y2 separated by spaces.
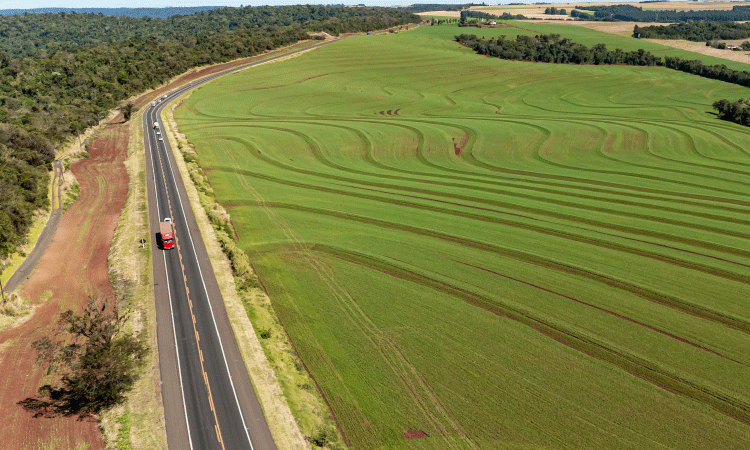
17 384 94 420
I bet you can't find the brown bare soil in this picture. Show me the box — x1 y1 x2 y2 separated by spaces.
403 429 428 439
0 121 129 450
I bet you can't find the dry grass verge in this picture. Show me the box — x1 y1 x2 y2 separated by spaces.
99 107 167 450
164 90 331 449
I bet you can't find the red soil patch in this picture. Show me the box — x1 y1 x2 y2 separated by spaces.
403 429 428 439
0 120 129 450
453 131 469 156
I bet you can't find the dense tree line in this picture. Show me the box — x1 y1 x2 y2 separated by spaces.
573 4 750 22
456 32 750 85
663 56 750 88
0 7 221 19
633 22 750 41
455 33 661 65
544 7 567 16
0 6 420 260
713 98 750 126
0 6 419 57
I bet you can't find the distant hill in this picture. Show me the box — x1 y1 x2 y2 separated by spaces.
0 7 222 18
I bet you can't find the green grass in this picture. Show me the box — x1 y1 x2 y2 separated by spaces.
175 23 750 449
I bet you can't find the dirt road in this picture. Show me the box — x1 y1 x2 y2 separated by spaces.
0 125 129 450
4 160 64 294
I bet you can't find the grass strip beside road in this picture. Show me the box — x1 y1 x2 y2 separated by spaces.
99 106 167 450
164 93 321 449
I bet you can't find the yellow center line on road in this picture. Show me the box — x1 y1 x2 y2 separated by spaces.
155 129 227 450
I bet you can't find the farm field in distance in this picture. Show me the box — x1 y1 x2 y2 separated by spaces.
175 22 750 449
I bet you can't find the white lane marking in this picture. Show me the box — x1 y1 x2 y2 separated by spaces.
155 101 256 450
148 106 194 450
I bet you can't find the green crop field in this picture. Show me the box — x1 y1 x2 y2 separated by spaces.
175 22 750 449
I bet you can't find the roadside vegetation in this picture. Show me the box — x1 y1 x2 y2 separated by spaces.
97 107 167 450
164 90 342 449
24 296 148 417
174 23 750 449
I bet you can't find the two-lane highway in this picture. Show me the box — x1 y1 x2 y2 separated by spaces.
145 98 272 450
142 41 339 450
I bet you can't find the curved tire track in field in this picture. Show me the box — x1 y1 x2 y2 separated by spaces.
209 152 750 265
458 261 744 365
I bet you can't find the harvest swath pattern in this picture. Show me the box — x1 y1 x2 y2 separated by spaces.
176 24 750 449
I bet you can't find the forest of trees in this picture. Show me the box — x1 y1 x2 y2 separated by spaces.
455 33 662 65
0 6 420 260
0 7 222 19
0 6 418 57
633 22 750 41
573 4 750 22
663 55 750 88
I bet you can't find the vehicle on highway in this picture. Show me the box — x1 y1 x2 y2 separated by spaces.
159 218 175 250
154 121 159 129
152 101 156 107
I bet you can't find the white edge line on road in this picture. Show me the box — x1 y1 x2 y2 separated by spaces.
147 106 194 450
150 42 337 448
156 100 256 450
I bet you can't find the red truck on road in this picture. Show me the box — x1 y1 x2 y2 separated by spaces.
159 218 175 250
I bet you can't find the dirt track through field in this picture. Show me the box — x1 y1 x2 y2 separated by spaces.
0 121 129 450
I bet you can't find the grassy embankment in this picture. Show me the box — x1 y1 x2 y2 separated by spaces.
174 22 750 449
99 108 168 450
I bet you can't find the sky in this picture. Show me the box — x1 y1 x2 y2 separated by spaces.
0 0 622 10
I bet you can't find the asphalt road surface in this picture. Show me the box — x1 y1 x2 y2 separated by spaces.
143 42 339 450
145 99 276 450
4 159 64 293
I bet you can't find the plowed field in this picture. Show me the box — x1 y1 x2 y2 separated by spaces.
0 121 129 450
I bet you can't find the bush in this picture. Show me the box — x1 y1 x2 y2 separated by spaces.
0 293 29 317
24 296 148 417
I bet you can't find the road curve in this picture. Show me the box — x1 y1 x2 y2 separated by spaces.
144 40 338 450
